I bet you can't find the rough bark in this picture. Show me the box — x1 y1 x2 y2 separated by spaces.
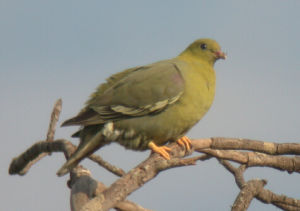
8 99 300 211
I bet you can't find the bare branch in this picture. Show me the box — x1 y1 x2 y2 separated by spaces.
199 149 300 173
256 188 300 210
218 160 246 188
9 139 72 175
8 100 300 210
89 154 125 177
192 137 300 155
47 99 62 142
8 140 125 177
232 179 266 211
219 160 300 210
80 143 204 211
15 99 62 175
69 166 152 211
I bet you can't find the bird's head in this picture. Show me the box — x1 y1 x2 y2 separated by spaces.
179 38 226 65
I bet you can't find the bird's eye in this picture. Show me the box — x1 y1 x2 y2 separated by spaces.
200 43 207 50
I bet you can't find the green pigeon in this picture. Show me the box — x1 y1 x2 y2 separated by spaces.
57 38 226 176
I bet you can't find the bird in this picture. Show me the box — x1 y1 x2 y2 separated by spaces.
57 38 226 176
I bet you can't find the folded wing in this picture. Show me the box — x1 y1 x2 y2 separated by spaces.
62 61 185 126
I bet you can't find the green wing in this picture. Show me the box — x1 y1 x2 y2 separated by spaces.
62 60 185 126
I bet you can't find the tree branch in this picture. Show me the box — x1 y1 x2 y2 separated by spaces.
8 99 300 210
199 148 300 173
12 99 62 175
8 140 125 177
80 143 208 211
219 160 300 211
232 179 266 211
192 137 300 155
69 166 152 211
88 154 125 177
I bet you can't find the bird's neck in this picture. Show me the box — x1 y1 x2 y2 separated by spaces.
175 53 216 89
177 53 215 67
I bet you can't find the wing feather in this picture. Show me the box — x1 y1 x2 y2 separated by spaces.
62 60 185 126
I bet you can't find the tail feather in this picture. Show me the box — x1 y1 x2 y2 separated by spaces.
61 109 100 127
56 131 105 176
71 130 81 138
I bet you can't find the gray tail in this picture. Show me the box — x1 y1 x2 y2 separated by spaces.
56 131 105 176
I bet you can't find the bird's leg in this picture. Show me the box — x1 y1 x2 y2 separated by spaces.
176 136 192 151
148 141 171 160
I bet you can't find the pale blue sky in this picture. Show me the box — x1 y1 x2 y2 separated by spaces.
1 1 300 210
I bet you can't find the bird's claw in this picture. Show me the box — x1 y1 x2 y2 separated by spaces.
176 136 192 151
148 141 171 160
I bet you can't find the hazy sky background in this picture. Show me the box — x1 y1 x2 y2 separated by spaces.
1 0 300 210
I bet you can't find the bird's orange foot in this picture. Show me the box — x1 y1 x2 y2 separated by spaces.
148 141 171 160
176 136 192 151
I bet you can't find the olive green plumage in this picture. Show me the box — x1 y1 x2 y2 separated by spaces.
57 38 225 176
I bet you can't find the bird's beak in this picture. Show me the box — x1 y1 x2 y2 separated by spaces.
215 51 227 60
